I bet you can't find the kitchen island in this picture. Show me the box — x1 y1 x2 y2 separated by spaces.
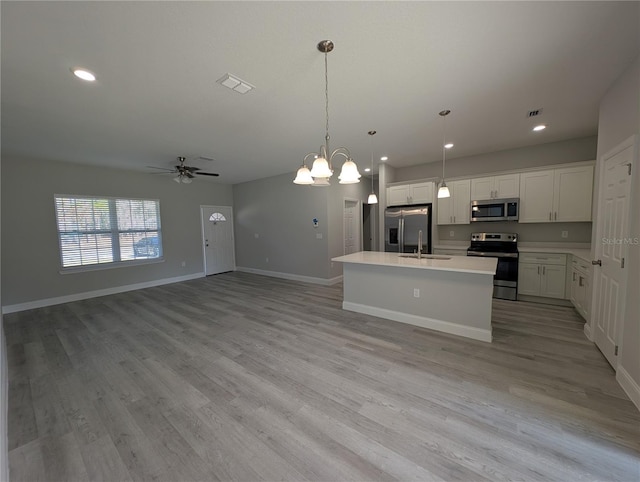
332 251 497 342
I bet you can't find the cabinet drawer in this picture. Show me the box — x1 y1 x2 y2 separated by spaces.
519 253 566 265
433 249 467 256
571 257 590 272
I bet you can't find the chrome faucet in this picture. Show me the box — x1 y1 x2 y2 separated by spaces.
417 230 423 259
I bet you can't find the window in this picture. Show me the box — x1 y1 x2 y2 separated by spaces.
209 212 226 222
54 195 162 269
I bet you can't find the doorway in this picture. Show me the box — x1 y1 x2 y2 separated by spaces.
201 205 236 276
343 199 362 255
362 203 377 251
592 136 636 367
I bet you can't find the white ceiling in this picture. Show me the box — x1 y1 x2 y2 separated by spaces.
2 1 639 184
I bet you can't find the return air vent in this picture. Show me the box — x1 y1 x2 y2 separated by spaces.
527 108 543 117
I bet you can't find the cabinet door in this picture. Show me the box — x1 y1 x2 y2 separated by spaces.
570 268 580 306
519 170 554 223
518 263 541 296
470 177 494 200
452 180 471 224
540 264 566 299
494 174 520 198
436 195 453 225
387 186 410 206
410 182 433 204
553 166 593 222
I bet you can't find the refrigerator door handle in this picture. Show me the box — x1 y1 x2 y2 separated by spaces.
398 218 404 252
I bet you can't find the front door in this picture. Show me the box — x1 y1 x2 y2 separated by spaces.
592 138 635 367
201 205 235 276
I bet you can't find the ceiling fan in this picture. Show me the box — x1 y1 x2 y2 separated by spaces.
148 156 219 183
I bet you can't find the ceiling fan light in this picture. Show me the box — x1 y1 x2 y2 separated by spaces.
173 176 182 184
309 157 332 178
338 159 361 184
293 165 314 184
437 182 451 199
368 192 378 204
182 176 192 184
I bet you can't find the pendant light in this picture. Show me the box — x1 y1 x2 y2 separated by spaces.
437 109 451 199
367 131 378 204
294 40 361 186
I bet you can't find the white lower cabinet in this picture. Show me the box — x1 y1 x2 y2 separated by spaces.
518 253 567 299
570 257 591 321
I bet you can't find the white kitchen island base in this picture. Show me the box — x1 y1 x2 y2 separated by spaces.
332 252 497 343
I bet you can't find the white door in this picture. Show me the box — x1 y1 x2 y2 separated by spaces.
592 139 634 367
344 200 361 255
201 205 235 276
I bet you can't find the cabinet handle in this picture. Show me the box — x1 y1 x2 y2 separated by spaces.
453 216 456 223
579 276 584 287
543 266 546 275
573 272 576 281
549 212 552 221
554 212 557 221
538 266 540 275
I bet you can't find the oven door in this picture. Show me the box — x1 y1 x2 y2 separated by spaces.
467 251 519 300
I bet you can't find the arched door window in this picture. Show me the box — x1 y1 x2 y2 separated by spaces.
209 212 226 224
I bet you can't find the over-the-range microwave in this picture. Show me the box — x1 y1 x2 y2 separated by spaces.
470 198 519 222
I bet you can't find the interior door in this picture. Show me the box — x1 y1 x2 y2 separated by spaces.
592 140 634 367
343 200 360 255
201 205 235 276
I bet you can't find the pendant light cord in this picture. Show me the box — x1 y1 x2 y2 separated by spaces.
442 113 446 180
324 51 330 149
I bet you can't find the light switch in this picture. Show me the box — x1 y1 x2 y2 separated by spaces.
316 233 323 239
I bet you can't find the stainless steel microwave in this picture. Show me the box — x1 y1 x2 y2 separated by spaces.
470 198 519 222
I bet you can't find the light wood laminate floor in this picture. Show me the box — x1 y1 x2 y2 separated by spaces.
4 272 640 481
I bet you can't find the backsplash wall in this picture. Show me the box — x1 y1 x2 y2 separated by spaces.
437 222 592 244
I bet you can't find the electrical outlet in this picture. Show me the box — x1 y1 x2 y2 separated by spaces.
254 233 259 239
561 230 568 238
181 261 186 267
413 288 420 298
449 230 455 237
265 257 269 263
316 233 323 239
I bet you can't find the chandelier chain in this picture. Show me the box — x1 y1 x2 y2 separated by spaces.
324 51 329 141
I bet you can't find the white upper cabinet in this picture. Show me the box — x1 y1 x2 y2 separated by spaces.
387 182 434 206
437 179 471 225
470 174 520 200
519 166 593 223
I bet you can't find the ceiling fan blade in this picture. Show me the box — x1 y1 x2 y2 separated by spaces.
184 166 201 172
186 172 195 178
195 171 219 177
147 166 176 172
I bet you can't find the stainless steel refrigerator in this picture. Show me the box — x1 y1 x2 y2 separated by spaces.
384 205 432 254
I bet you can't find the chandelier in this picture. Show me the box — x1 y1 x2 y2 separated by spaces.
294 40 361 186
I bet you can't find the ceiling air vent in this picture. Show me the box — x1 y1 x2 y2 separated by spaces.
527 108 543 117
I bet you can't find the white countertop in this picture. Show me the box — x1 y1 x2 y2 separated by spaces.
332 251 497 275
518 246 592 262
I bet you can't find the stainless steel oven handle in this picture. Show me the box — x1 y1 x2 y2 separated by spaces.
466 251 518 258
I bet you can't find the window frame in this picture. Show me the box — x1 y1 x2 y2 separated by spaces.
54 194 164 273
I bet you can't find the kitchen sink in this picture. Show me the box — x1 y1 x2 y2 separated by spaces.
398 254 451 260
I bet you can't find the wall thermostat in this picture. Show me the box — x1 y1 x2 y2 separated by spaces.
313 218 319 228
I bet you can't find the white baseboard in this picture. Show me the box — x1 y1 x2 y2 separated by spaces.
617 365 640 412
2 272 205 314
236 267 343 286
342 301 492 343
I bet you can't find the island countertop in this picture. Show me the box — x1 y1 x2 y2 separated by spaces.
332 251 497 275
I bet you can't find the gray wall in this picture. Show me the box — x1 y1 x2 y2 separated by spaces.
0 151 7 481
233 171 370 280
1 156 233 307
438 222 593 244
393 136 597 182
596 55 640 396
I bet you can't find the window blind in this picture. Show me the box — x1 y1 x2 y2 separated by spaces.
54 195 162 269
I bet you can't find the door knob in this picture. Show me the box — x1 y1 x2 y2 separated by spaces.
592 259 602 266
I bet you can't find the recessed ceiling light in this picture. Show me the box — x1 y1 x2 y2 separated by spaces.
533 124 546 132
72 68 96 82
444 143 454 149
217 73 255 94
380 156 388 161
364 168 371 172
